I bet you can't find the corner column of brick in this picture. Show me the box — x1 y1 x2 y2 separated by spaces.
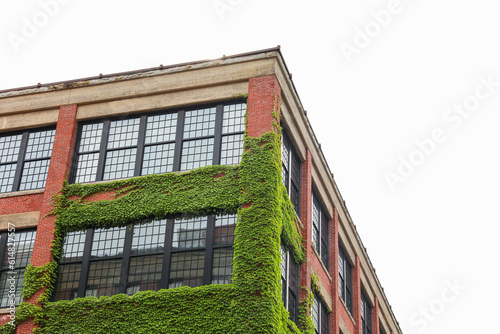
353 256 362 334
246 75 281 137
331 208 339 334
17 104 78 334
298 149 312 325
372 296 380 334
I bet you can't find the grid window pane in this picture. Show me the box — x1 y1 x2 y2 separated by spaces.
79 123 103 153
52 264 81 301
222 103 246 134
145 113 177 144
142 143 175 175
107 118 140 149
172 217 207 249
180 138 214 171
2 230 36 269
90 227 126 258
61 231 86 262
312 295 320 333
168 251 205 288
74 152 99 183
211 248 233 285
0 134 22 163
85 259 122 298
25 129 55 160
103 148 137 180
321 303 329 334
183 107 216 139
0 163 16 193
214 214 236 246
131 220 166 255
19 159 50 191
126 255 163 295
220 134 243 165
0 269 25 307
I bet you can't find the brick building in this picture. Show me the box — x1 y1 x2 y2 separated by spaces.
0 47 402 333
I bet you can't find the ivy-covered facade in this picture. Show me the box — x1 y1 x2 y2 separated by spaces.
0 48 402 334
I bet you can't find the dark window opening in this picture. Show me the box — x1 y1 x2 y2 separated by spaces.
338 244 353 314
281 130 301 215
280 245 300 325
312 189 329 270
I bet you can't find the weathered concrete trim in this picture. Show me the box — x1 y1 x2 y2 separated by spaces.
0 57 275 116
0 109 58 132
76 82 249 120
0 211 40 231
312 266 333 311
0 189 44 199
339 314 351 334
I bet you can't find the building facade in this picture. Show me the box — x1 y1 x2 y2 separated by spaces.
0 48 402 333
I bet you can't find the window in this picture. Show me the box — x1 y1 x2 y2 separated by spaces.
0 128 55 193
281 130 301 215
361 291 372 334
280 246 300 324
0 230 37 307
312 293 329 334
53 214 236 300
71 102 246 183
312 190 329 269
338 244 353 314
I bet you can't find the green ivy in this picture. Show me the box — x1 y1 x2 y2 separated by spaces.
1 117 311 333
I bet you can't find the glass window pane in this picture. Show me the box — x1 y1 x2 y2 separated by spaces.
220 134 243 165
0 134 22 163
74 152 100 183
2 230 37 268
85 259 121 298
61 231 86 262
131 220 166 255
0 269 25 307
180 138 214 171
172 217 207 250
141 143 175 176
103 148 137 181
211 248 233 285
25 129 55 160
214 214 236 246
183 107 216 139
52 263 81 301
145 113 178 144
90 227 126 258
168 251 205 288
107 118 140 149
126 255 163 295
0 163 17 193
222 103 245 134
79 123 103 153
19 159 50 191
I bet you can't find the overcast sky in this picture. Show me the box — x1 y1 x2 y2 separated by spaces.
1 1 498 333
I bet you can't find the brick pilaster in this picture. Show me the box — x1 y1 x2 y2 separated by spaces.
331 208 339 334
246 75 281 137
353 256 362 334
17 104 78 334
372 296 380 334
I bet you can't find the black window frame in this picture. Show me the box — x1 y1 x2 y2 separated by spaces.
312 292 329 334
281 129 301 216
70 101 246 184
52 214 236 301
338 243 353 314
312 188 329 270
0 229 37 307
361 290 373 334
0 126 56 193
280 245 300 325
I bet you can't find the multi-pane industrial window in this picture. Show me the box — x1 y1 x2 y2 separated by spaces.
71 102 246 183
52 214 236 300
0 128 55 193
361 291 372 334
280 246 300 324
281 130 301 215
312 293 329 334
0 230 37 307
338 244 353 314
312 190 329 269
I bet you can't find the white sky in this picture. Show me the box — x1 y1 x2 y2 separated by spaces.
1 0 498 333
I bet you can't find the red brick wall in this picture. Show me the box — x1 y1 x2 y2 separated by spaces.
372 296 380 334
353 256 362 334
0 193 43 216
299 149 312 311
247 75 281 137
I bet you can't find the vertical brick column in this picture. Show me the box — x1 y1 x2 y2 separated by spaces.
372 296 380 334
246 75 281 137
299 149 312 309
331 208 339 334
17 105 78 334
353 256 362 334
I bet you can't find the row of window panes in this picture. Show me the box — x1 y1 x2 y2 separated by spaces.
280 245 300 325
281 130 301 215
73 102 246 183
312 190 329 270
53 214 236 300
0 129 55 193
312 293 329 334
